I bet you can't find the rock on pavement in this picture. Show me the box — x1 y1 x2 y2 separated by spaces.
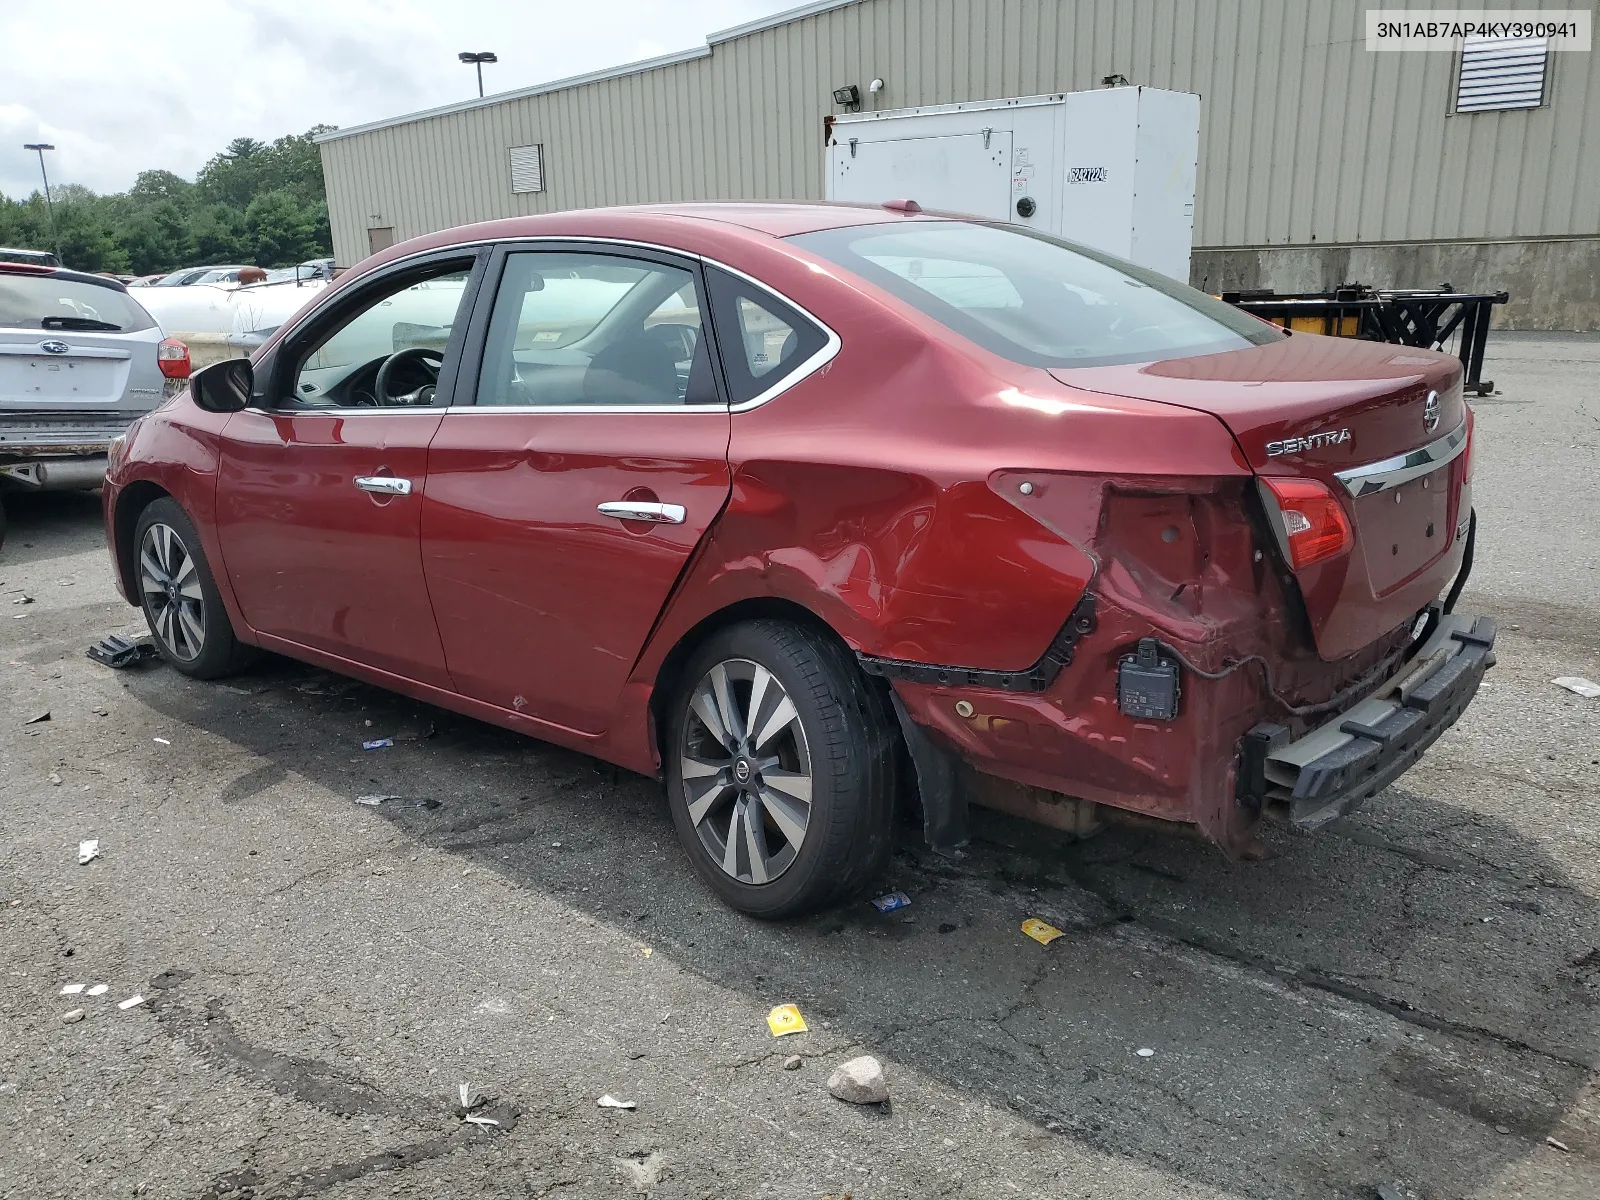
827 1055 888 1104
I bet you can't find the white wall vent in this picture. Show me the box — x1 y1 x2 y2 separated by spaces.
509 144 545 193
1456 36 1549 113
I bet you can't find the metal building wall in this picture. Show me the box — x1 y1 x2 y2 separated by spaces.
319 0 1599 267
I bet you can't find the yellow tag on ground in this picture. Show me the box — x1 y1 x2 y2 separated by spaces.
766 1004 808 1037
1021 918 1065 946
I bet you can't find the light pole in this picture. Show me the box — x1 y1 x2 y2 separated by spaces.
22 142 58 257
458 51 498 98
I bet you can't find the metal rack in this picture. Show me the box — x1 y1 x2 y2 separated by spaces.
1220 284 1510 395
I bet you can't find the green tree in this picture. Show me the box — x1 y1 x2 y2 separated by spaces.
0 125 333 273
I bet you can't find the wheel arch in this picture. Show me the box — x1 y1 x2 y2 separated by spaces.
648 595 898 774
113 480 172 601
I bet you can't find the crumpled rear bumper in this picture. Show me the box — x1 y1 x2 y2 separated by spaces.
1239 612 1496 829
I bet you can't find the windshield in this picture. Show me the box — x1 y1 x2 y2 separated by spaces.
0 274 156 333
789 221 1281 369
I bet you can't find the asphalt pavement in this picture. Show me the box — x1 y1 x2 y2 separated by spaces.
2 333 1597 1200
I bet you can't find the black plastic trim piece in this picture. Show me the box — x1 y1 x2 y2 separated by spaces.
888 692 967 857
858 592 1098 693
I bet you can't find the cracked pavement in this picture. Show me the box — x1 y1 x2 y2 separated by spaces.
2 333 1598 1199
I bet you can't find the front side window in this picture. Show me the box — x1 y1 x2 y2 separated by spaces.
475 251 717 407
789 221 1281 369
287 262 473 408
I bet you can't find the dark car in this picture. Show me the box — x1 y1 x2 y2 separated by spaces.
100 202 1490 917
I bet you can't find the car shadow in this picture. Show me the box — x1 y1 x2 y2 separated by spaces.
0 490 107 566
126 653 1598 1200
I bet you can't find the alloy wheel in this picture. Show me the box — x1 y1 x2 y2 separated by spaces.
679 657 814 885
139 522 206 662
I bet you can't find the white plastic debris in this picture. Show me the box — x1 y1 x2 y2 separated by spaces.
118 995 145 1010
60 984 85 995
1552 676 1600 699
458 1083 484 1109
463 1114 500 1127
827 1056 889 1104
783 1055 803 1071
153 737 171 745
596 1094 637 1110
49 772 63 786
1136 1047 1156 1057
87 984 108 997
1547 1136 1571 1152
62 1009 85 1023
77 840 100 865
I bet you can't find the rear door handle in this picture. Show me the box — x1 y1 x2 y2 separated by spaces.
354 476 412 496
597 501 685 524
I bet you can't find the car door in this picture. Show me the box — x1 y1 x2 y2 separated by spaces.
214 250 484 688
420 243 732 734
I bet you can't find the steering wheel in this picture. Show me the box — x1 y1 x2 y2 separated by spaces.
373 347 444 406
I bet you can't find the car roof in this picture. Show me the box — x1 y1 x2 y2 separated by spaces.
0 262 129 293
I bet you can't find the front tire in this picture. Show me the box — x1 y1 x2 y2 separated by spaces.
665 619 897 919
133 498 255 679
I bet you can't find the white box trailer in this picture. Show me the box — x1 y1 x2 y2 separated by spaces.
826 88 1201 282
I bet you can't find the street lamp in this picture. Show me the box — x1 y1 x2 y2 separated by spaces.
458 52 498 98
22 142 58 257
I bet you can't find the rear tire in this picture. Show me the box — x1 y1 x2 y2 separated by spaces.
664 619 897 919
133 498 256 679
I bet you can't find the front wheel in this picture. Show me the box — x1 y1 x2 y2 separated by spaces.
665 620 897 919
133 497 255 679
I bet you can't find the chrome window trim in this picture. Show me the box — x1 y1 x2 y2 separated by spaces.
277 236 842 417
1333 420 1468 498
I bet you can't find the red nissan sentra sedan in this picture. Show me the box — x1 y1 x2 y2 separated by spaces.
102 203 1492 917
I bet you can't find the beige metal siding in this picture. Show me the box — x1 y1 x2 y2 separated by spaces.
319 0 1600 265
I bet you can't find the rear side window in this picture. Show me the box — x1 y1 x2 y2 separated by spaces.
789 221 1280 369
0 274 156 333
704 267 827 405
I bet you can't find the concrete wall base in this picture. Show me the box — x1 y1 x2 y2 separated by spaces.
1191 238 1600 332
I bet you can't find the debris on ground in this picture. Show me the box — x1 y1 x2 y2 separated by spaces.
148 970 189 990
86 634 159 669
463 1114 499 1127
60 984 85 995
1136 1048 1156 1058
24 711 50 725
12 594 33 605
362 738 394 750
118 995 145 1011
458 1083 485 1110
616 1150 665 1190
766 1003 808 1037
1547 1137 1571 1152
1021 918 1064 946
827 1055 889 1105
1375 1183 1418 1200
1552 676 1600 699
49 772 62 786
86 984 107 997
783 1055 803 1070
77 840 100 865
354 794 442 810
871 891 911 913
597 1094 637 1110
61 1009 84 1023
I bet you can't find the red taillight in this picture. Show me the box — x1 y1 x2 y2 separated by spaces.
1261 477 1353 569
157 337 191 379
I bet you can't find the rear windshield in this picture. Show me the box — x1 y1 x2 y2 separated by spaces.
0 274 156 333
789 221 1281 369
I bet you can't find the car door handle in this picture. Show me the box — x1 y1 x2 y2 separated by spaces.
597 501 685 524
354 476 413 496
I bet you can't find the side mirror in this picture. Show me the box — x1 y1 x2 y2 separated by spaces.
190 358 254 414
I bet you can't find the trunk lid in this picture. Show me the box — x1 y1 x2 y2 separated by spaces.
1051 335 1471 661
0 328 165 415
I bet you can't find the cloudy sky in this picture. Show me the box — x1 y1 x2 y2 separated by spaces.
0 0 797 200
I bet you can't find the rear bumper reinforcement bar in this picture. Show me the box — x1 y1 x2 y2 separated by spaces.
1238 612 1496 829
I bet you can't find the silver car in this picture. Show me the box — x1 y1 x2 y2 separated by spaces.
0 264 188 542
